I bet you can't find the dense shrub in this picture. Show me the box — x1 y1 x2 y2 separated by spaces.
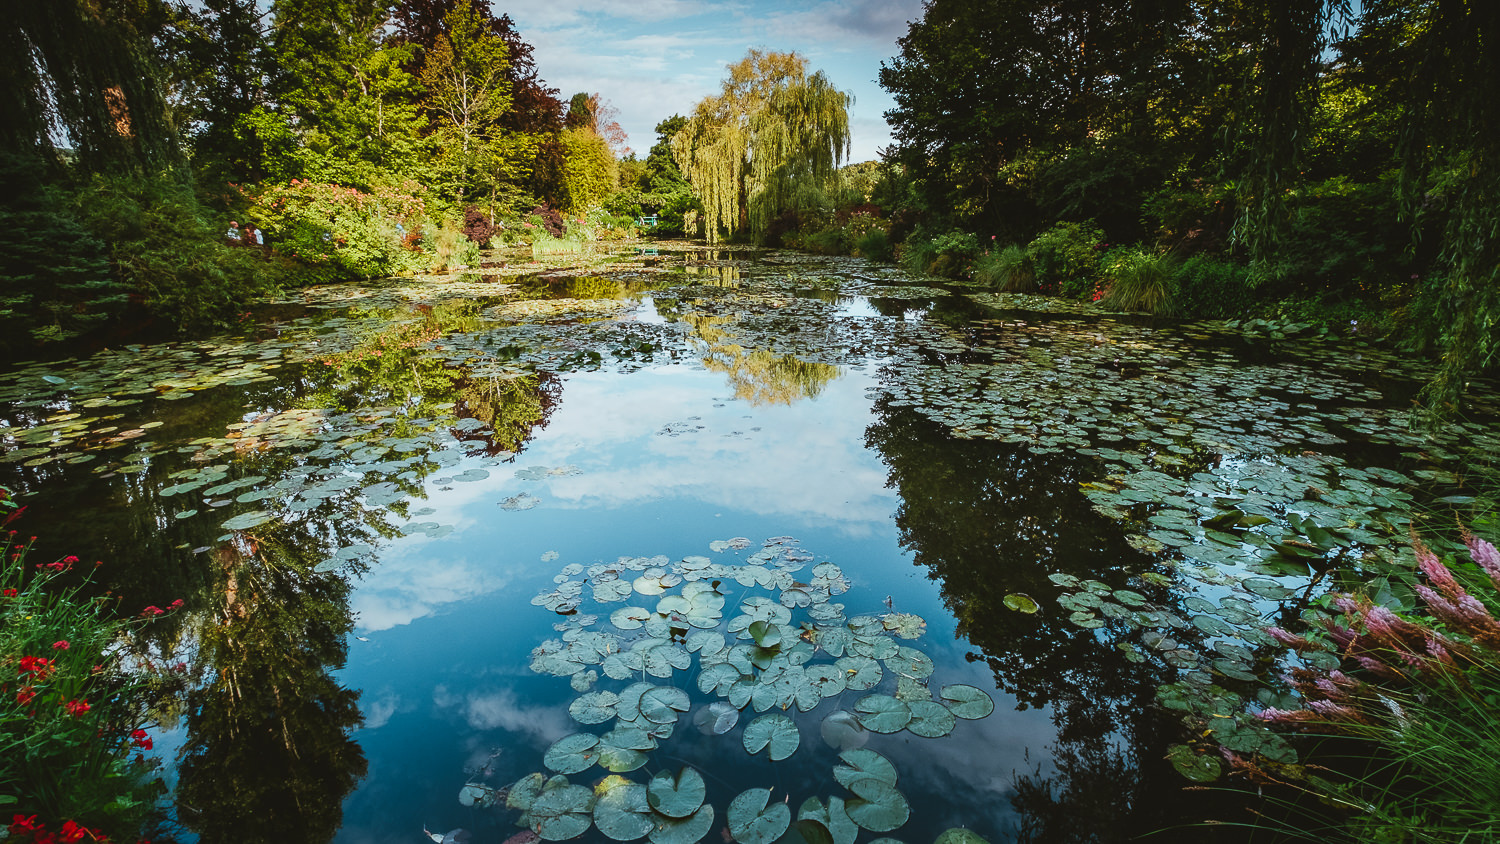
1026 221 1105 297
462 205 495 245
1172 255 1257 318
854 228 893 262
248 179 431 281
901 227 979 278
972 244 1035 292
527 205 566 238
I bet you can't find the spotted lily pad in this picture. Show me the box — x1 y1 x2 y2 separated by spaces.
648 805 714 844
592 779 653 841
529 783 595 840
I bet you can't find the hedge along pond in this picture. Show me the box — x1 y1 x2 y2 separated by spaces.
1 242 1497 844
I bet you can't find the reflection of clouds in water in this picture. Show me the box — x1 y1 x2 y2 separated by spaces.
434 685 572 749
351 551 514 632
526 369 896 532
358 693 402 731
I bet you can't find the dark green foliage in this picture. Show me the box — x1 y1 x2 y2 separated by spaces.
0 156 122 350
901 228 978 278
854 229 893 262
1026 222 1104 298
1171 256 1256 319
69 174 285 335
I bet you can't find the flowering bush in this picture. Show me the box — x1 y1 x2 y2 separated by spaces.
0 491 172 842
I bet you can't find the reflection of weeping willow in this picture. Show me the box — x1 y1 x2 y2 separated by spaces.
176 539 367 844
683 262 742 286
682 313 839 405
454 371 561 453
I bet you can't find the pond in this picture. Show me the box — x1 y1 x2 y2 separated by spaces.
2 242 1497 844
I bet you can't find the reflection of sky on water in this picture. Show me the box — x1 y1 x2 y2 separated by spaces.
348 365 899 633
332 340 1050 844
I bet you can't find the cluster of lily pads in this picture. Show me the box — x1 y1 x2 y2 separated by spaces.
465 536 996 844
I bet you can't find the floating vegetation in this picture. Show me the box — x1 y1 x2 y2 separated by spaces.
462 537 997 842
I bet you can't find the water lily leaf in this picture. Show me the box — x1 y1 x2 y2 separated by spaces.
692 701 740 736
698 662 742 696
647 767 706 819
1167 744 1221 782
727 788 791 844
842 779 908 833
530 783 595 840
648 805 714 844
640 686 691 724
904 700 956 738
939 685 995 720
569 692 619 725
854 695 911 734
460 783 500 808
794 797 856 844
686 630 725 654
835 656 882 691
885 646 933 679
814 625 852 657
743 713 800 761
804 664 847 699
934 829 990 844
611 607 653 630
597 727 654 773
880 612 926 639
221 510 273 531
833 749 897 789
1003 594 1039 613
543 733 600 775
820 710 868 751
508 773 546 811
593 780 653 841
748 620 783 648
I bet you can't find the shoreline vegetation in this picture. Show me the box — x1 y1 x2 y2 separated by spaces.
3 1 1499 841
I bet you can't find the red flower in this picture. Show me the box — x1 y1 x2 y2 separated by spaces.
58 820 88 843
19 655 53 678
62 555 78 563
15 686 36 706
64 699 90 718
2 588 15 597
140 606 163 617
131 729 153 750
52 640 70 650
168 599 184 610
9 814 39 833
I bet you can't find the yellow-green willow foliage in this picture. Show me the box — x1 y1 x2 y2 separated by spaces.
671 50 850 242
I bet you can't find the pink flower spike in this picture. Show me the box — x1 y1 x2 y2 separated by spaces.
51 640 69 650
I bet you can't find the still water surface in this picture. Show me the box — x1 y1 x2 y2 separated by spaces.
2 243 1496 844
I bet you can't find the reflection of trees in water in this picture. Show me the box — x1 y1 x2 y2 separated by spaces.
864 403 1244 842
176 539 366 844
453 370 561 455
682 312 840 405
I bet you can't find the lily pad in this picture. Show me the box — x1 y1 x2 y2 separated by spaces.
742 713 800 761
647 767 707 819
939 684 995 720
221 510 273 531
833 749 898 789
543 733 600 775
820 710 869 751
568 691 619 725
841 778 909 833
648 805 714 844
593 780 653 841
904 700 956 738
727 788 791 844
1003 593 1039 613
854 695 911 734
529 783 595 840
693 701 740 735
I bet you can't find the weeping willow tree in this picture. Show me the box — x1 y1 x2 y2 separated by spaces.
0 0 182 173
671 50 850 242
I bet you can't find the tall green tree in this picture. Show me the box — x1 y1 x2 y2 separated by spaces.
671 50 850 242
419 2 513 201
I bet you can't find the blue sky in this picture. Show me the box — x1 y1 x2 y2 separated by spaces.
499 0 927 163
